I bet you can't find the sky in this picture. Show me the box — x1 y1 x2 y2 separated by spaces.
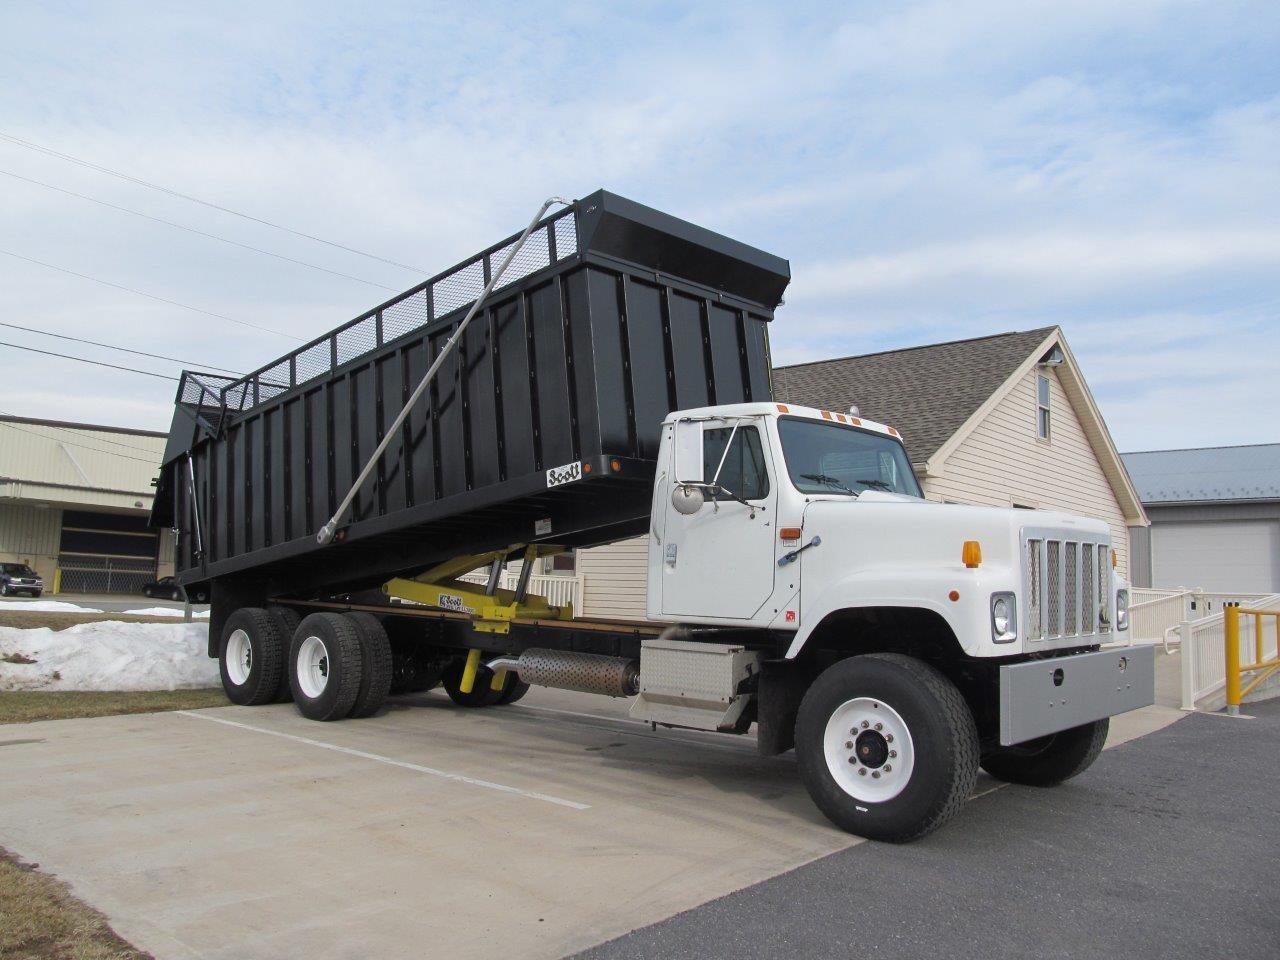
0 0 1277 453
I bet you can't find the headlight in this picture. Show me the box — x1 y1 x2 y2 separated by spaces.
1115 589 1129 631
991 592 1017 643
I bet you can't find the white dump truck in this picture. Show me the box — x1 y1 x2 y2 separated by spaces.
154 191 1153 841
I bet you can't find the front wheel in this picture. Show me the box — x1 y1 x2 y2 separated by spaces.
981 719 1108 787
795 653 979 843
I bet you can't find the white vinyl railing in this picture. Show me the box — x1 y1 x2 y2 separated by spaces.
1178 593 1280 710
1130 587 1271 649
455 570 583 610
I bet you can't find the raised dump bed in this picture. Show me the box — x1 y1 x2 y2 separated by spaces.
152 190 790 604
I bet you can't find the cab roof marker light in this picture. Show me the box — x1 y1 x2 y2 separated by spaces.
821 410 833 420
962 541 982 568
776 404 790 414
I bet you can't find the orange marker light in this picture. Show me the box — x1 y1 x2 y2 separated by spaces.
948 590 960 602
850 417 862 426
780 527 803 541
776 404 790 414
962 540 982 568
610 459 622 473
582 462 592 474
1112 549 1118 568
836 414 848 423
821 410 833 420
888 426 899 437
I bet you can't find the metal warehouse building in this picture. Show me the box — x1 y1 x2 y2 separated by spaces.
0 415 171 594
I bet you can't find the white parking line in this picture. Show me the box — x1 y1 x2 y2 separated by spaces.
176 710 590 811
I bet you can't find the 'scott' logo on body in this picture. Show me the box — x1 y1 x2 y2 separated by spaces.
546 461 583 488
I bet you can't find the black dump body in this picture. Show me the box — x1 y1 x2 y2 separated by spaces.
152 190 788 606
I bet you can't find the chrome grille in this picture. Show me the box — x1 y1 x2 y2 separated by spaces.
1027 539 1042 640
1024 530 1112 642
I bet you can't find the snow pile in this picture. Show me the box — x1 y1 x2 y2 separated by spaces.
0 620 218 691
0 600 104 613
122 607 211 618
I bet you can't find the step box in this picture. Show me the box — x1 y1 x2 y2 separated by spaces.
629 637 760 732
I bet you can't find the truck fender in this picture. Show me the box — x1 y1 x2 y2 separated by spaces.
783 567 986 660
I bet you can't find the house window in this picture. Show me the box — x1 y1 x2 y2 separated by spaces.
542 550 576 576
1036 375 1051 441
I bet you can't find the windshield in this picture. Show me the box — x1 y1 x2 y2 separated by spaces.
1 563 37 576
777 417 922 497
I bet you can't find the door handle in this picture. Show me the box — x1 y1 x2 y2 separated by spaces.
778 535 821 567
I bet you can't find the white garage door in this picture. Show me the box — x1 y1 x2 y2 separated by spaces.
1151 520 1280 593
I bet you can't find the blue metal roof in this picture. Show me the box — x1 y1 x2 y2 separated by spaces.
1121 443 1280 504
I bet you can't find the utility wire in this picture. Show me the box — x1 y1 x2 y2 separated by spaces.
0 130 428 274
0 248 299 340
1 168 398 291
0 321 243 376
0 339 178 381
0 419 161 465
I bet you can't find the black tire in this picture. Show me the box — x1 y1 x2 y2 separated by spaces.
981 718 1108 787
441 658 503 707
266 606 302 702
218 607 286 706
346 613 394 718
493 672 531 705
795 653 979 843
288 613 365 721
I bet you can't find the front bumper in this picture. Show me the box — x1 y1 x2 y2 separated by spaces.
999 645 1155 746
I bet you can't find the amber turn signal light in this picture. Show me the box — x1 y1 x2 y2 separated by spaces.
962 540 982 568
780 527 803 542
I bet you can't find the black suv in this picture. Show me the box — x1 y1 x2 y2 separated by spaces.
0 563 44 598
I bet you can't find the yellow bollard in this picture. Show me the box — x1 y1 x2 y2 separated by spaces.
490 668 508 692
52 567 62 595
1225 605 1242 715
459 648 482 695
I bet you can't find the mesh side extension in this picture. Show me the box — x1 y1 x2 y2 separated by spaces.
1027 539 1042 640
1046 541 1061 638
1064 542 1078 636
1081 548 1095 635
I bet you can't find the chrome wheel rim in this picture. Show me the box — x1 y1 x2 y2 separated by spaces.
823 697 916 803
297 635 330 699
225 629 252 686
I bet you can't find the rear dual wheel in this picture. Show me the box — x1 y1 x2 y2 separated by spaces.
288 612 394 721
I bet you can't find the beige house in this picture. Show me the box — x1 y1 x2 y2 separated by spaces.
0 415 170 593
570 326 1147 621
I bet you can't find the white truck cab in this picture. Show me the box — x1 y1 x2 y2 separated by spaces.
637 401 1152 840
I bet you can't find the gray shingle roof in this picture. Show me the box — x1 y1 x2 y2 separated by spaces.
772 327 1056 463
1120 444 1280 504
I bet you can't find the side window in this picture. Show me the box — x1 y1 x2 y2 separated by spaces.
1036 375 1051 441
703 426 770 500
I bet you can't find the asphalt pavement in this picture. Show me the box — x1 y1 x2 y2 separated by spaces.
574 700 1280 960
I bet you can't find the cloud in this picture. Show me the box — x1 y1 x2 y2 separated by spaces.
0 0 1276 453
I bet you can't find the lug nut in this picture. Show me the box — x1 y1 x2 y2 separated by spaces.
884 764 892 773
848 757 857 764
861 720 870 729
886 734 894 743
858 768 867 776
871 771 881 779
845 741 854 749
874 722 883 731
889 750 897 758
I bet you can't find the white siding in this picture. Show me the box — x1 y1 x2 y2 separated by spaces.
925 367 1132 577
576 536 650 621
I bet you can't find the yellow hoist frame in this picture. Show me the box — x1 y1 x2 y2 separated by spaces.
382 545 574 694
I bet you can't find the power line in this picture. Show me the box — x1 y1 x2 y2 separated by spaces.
0 419 160 465
0 248 298 340
0 321 242 376
0 340 178 381
1 168 398 291
0 130 428 274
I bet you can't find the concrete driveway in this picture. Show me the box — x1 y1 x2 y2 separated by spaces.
0 686 1183 960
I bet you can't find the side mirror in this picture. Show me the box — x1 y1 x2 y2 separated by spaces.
671 484 705 515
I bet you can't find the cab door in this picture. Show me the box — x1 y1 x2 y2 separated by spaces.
659 418 777 621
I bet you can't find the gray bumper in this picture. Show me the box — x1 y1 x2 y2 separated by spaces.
999 645 1155 746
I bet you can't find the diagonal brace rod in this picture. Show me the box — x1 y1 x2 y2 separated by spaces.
317 195 572 545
